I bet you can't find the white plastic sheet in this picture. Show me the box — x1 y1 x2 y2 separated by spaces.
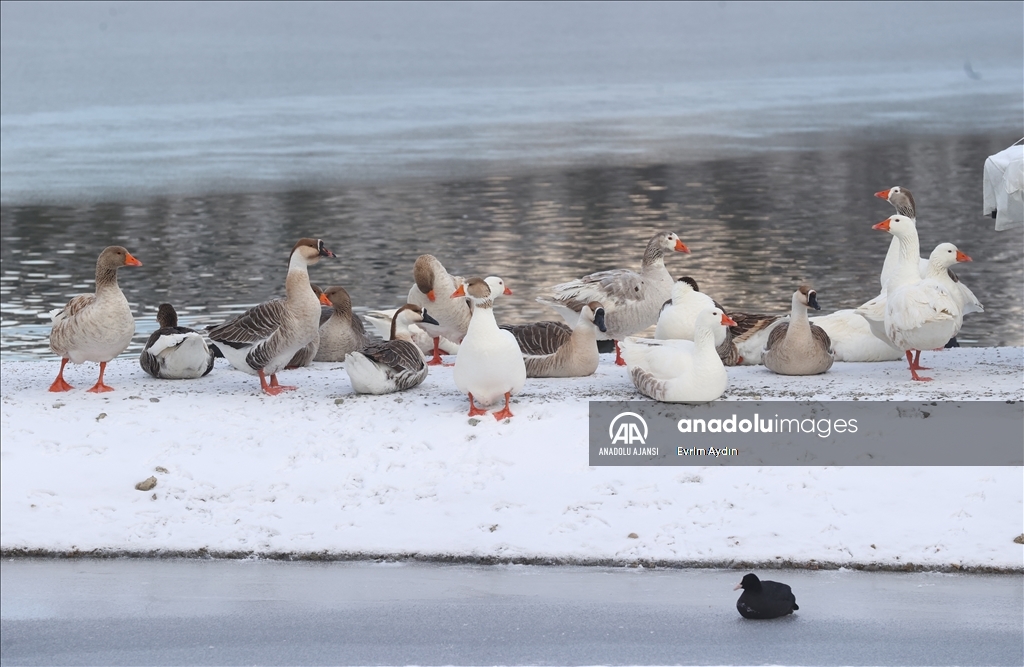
983 143 1023 230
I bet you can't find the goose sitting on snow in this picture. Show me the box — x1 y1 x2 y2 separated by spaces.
406 254 471 365
452 276 526 420
806 309 902 362
364 309 459 358
537 231 690 366
500 301 607 378
208 238 335 395
345 304 438 394
762 286 835 376
314 285 375 362
139 303 215 379
655 277 742 365
621 307 736 403
49 245 142 393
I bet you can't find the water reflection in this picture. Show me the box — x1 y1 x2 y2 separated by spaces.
2 134 1021 360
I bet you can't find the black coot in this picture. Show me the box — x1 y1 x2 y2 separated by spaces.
734 573 799 619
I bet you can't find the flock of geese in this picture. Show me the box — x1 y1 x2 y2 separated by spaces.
45 186 981 416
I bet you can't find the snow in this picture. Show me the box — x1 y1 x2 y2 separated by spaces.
2 348 1022 571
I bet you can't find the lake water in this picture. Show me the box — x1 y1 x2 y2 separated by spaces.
2 2 1022 360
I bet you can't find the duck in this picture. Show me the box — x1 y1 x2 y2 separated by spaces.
734 573 799 619
345 304 438 394
48 245 142 393
537 231 690 365
499 301 607 378
620 307 736 403
314 285 375 362
139 303 216 379
762 286 835 376
452 276 526 420
655 277 742 365
859 216 965 381
406 254 471 365
286 284 334 368
207 238 335 395
364 309 459 357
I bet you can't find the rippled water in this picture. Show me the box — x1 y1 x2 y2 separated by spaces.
2 133 1020 361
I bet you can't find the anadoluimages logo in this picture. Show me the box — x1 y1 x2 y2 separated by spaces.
609 412 648 445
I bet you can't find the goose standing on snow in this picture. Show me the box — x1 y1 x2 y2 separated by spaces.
406 254 471 365
500 301 607 378
139 303 215 379
49 246 142 393
762 286 835 375
345 304 438 394
207 238 335 395
655 277 742 365
537 231 690 365
315 285 375 362
452 276 526 420
621 307 736 403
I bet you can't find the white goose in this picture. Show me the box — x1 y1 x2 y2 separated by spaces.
314 285 375 362
537 231 690 365
452 276 526 420
406 254 471 365
207 238 335 394
621 308 736 403
139 303 215 379
500 301 607 378
655 277 741 365
345 304 438 394
49 245 142 393
806 310 902 362
762 286 835 376
364 309 459 357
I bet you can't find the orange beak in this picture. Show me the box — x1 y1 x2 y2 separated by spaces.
872 218 891 231
427 289 436 302
503 286 513 295
721 314 737 327
319 293 332 306
955 250 972 263
451 285 466 298
874 189 891 200
674 239 690 253
124 251 142 267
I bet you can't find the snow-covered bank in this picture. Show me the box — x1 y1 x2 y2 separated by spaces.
1 348 1022 571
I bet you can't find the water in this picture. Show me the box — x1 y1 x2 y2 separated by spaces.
2 3 1022 360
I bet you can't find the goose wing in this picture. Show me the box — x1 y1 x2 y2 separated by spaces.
549 269 647 311
208 299 287 345
500 321 572 356
360 340 424 372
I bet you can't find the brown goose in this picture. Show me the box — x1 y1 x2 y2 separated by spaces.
500 301 607 378
406 254 471 365
49 246 142 393
314 285 375 362
139 303 215 379
763 286 835 376
345 304 439 394
207 238 335 395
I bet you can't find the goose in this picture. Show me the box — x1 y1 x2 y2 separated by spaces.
139 303 215 379
452 276 526 420
345 304 438 394
499 301 607 378
364 309 459 357
735 573 799 620
762 286 835 376
806 309 902 362
655 277 742 365
621 307 736 403
207 238 335 395
876 186 982 316
406 254 471 365
286 284 334 368
314 285 375 362
48 245 142 393
537 231 690 365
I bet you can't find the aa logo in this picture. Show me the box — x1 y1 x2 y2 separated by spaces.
609 412 648 445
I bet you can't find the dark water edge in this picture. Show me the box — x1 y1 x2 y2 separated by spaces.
2 131 1022 360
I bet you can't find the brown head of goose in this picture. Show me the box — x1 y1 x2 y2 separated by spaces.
345 304 439 394
207 238 335 395
49 245 142 393
500 301 607 378
139 302 216 379
762 285 835 376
